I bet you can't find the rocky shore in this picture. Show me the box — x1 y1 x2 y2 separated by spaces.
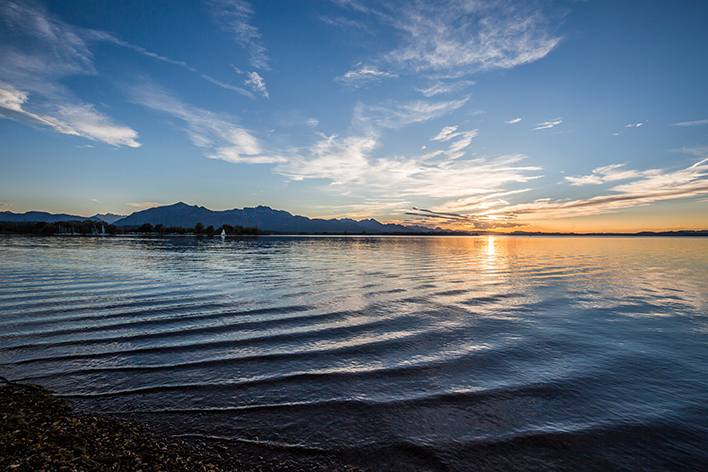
0 377 362 472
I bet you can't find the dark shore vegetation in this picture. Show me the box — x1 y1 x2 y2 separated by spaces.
0 221 266 236
2 220 707 237
0 378 362 472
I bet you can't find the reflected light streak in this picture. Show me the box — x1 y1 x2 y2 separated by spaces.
486 236 496 258
482 235 502 276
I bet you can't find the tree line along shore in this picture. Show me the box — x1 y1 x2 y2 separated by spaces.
0 220 469 236
2 220 706 238
0 221 265 236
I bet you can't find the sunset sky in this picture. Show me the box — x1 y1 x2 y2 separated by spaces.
1 0 707 232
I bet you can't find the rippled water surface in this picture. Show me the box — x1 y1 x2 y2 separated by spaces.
1 235 707 470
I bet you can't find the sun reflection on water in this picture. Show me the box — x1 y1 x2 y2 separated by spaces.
486 236 495 258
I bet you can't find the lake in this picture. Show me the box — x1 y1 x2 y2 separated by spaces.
1 235 707 471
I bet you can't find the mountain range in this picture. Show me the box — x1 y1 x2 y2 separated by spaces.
1 203 439 234
0 210 107 224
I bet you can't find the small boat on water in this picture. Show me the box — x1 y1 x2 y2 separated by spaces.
220 229 226 238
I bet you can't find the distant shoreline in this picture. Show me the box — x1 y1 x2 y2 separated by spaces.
1 230 707 237
1 216 707 237
3 203 708 237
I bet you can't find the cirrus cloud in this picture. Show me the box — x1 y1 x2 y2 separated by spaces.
671 119 708 127
127 201 164 209
415 80 476 97
336 64 398 87
207 0 270 70
276 127 542 209
0 0 141 147
354 97 469 129
441 155 708 228
245 71 269 98
565 163 647 186
534 118 562 130
335 0 563 77
127 82 282 164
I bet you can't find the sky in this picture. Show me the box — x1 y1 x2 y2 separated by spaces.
1 0 708 232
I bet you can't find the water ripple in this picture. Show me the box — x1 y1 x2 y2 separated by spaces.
2 235 708 471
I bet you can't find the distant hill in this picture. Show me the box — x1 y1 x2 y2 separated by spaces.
0 203 445 234
0 210 103 223
92 213 126 224
339 218 422 233
113 202 430 234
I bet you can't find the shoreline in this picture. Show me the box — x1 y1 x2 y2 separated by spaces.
1 231 708 238
0 377 363 472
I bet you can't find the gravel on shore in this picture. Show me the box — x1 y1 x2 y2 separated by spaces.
0 377 363 472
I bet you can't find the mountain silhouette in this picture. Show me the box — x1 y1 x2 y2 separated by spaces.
113 202 426 233
0 210 104 223
1 203 439 233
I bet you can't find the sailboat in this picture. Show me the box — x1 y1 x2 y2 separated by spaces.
220 229 226 238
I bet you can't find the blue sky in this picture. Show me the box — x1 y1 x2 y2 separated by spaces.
1 0 707 231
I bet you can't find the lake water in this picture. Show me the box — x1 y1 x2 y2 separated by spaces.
1 235 707 471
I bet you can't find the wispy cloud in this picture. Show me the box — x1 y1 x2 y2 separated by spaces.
534 118 562 130
277 131 379 184
0 0 255 146
277 126 542 210
355 97 469 129
85 30 196 72
0 0 141 147
245 71 268 98
673 146 708 158
0 82 77 134
86 9 268 103
612 121 646 135
415 80 475 97
445 130 478 159
315 199 411 220
430 188 532 214
53 101 141 147
565 163 646 186
319 15 373 34
671 119 708 127
336 64 398 87
274 110 320 128
0 0 96 84
127 202 165 209
0 82 141 147
430 125 478 159
467 156 708 226
208 0 270 69
336 1 562 77
405 205 525 230
88 19 267 104
227 66 269 98
270 95 505 209
505 118 522 124
90 18 268 101
201 74 255 99
127 82 281 164
401 151 708 230
431 125 460 141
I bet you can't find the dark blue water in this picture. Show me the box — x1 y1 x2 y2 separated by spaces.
1 235 707 470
